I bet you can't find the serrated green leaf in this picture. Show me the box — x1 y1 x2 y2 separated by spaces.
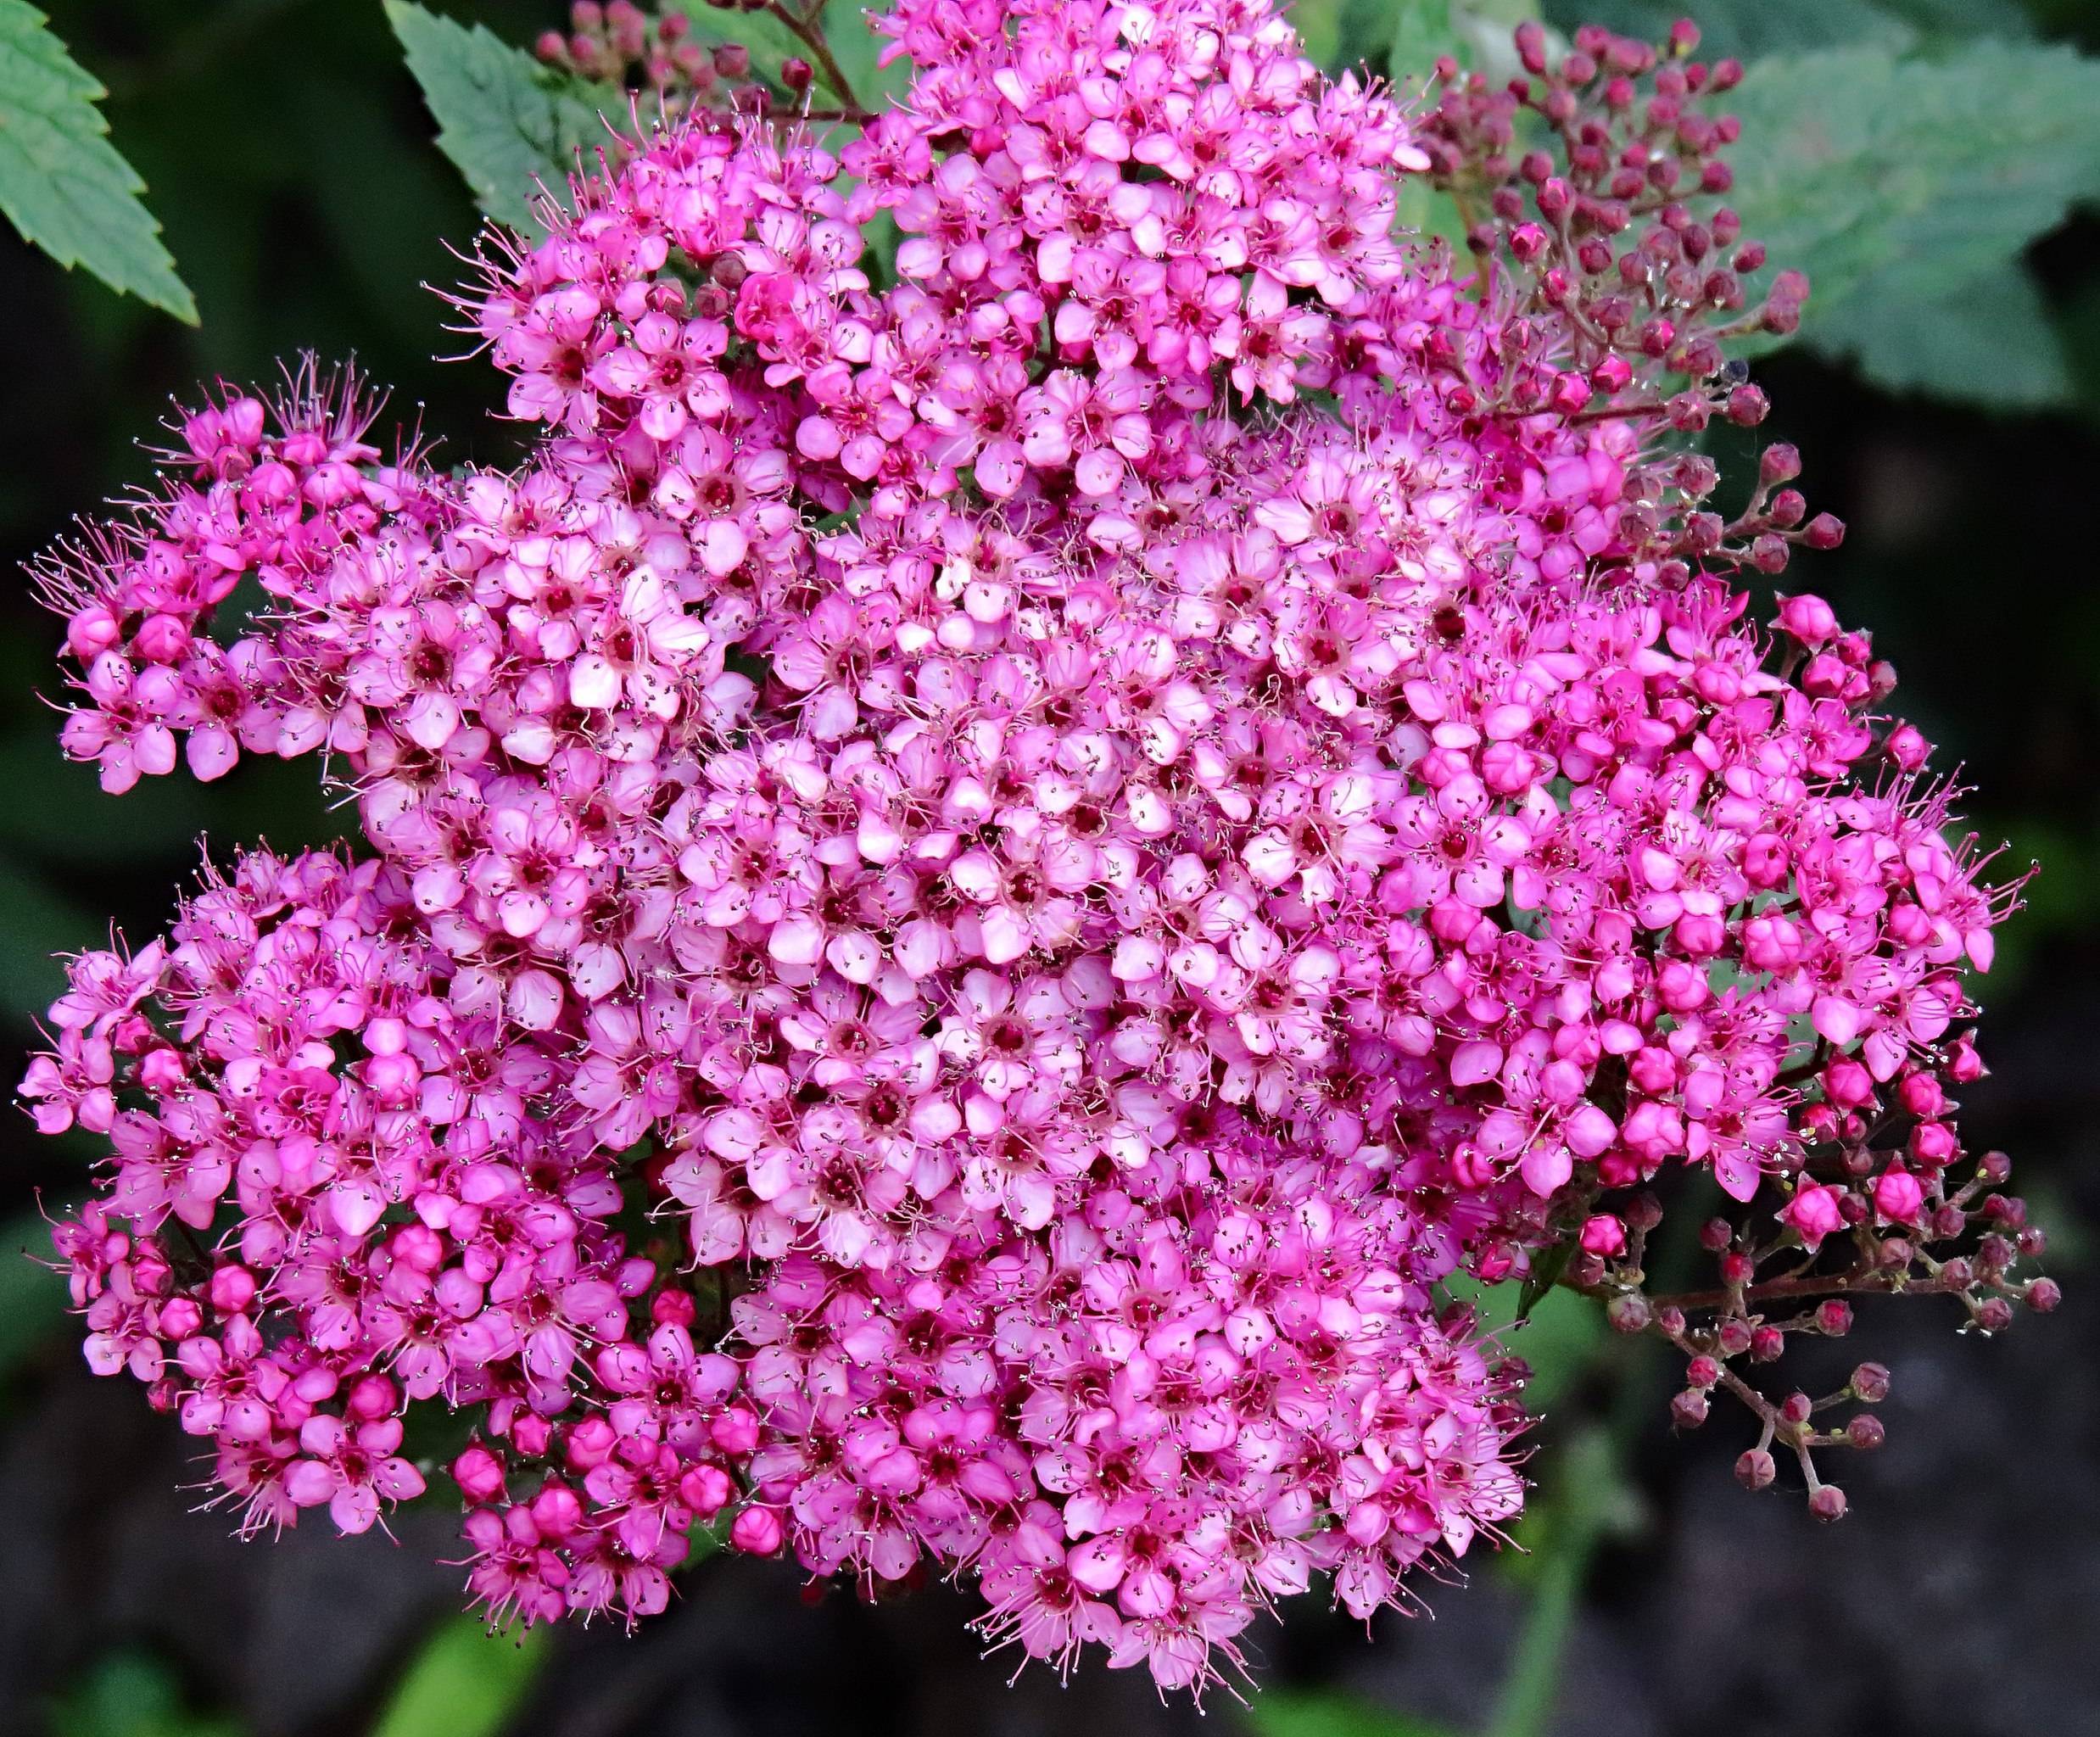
0 1 195 321
385 0 612 234
371 1614 549 1737
1810 257 2074 410
1722 42 2100 371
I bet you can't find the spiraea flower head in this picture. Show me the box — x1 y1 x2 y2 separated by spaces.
17 1 2051 1695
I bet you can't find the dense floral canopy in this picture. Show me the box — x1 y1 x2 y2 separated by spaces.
19 0 2047 1694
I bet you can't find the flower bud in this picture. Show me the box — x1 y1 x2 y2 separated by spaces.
1816 1300 1853 1337
157 1297 202 1339
680 1463 734 1516
1873 1168 1923 1223
1774 591 1835 644
1946 1036 1986 1083
729 1505 785 1555
531 1480 585 1539
1974 1297 2013 1333
1808 1483 1848 1522
1851 1361 1891 1403
2026 1277 2064 1314
711 1405 761 1456
1606 1292 1652 1334
453 1445 507 1504
1672 1389 1709 1428
1846 1414 1885 1451
207 1264 258 1315
1758 444 1802 486
1735 1448 1775 1490
1801 512 1846 550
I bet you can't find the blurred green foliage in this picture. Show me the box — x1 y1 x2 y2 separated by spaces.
369 1617 550 1737
49 1651 240 1737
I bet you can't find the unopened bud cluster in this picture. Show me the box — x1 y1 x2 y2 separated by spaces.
1568 1043 2053 1517
535 2 819 124
1414 20 1841 581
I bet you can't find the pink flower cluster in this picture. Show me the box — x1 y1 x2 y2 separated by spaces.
18 0 2032 1694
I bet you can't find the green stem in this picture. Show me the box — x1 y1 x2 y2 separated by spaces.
767 1 869 120
1486 1186 1713 1737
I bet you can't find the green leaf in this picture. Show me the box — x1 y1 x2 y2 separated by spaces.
1722 42 2100 386
1542 0 1923 58
675 3 902 116
0 1 195 321
1874 0 2035 38
682 4 823 100
1445 1275 1604 1415
1245 1690 1461 1737
1388 0 1545 86
1388 0 1455 86
384 0 612 234
820 0 910 114
1331 0 1394 73
1543 0 2035 56
1809 257 2074 410
371 1614 550 1737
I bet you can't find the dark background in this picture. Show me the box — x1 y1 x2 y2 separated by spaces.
0 3 2093 1734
